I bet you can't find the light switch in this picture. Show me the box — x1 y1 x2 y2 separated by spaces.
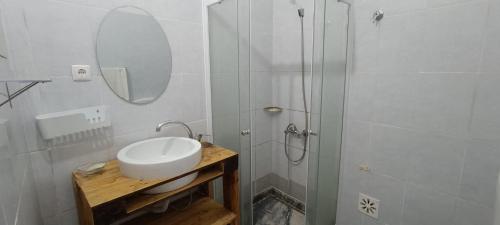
72 65 91 81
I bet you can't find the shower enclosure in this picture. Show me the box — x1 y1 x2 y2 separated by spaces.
206 0 349 224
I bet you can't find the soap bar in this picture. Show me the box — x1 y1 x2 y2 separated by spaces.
77 162 106 176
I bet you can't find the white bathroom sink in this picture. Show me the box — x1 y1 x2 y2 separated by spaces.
117 137 202 194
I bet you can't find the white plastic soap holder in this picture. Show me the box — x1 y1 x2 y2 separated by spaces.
36 106 111 140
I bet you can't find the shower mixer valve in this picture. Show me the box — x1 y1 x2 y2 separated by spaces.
284 123 308 165
284 123 308 138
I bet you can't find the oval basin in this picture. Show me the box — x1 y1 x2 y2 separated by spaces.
117 137 202 194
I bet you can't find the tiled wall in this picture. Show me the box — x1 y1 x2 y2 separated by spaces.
0 88 42 225
338 0 500 225
252 0 314 202
1 0 208 224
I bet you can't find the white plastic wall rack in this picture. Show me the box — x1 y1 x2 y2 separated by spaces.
36 105 111 140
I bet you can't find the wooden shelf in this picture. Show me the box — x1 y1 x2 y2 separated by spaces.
125 167 224 214
123 197 236 225
73 146 237 208
72 144 240 225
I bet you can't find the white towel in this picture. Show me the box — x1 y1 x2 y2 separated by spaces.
102 67 130 100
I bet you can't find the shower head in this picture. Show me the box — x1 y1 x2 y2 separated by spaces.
298 8 305 18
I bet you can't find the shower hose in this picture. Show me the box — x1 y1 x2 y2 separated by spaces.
284 8 308 166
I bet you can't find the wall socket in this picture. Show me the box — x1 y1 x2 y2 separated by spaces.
358 193 379 219
72 65 91 81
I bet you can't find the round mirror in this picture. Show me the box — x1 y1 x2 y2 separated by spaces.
97 6 172 104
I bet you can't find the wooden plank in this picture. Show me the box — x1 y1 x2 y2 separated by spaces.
73 145 237 208
73 180 94 225
122 197 236 225
125 167 224 214
223 157 239 225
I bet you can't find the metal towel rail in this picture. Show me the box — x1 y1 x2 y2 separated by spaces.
0 80 50 108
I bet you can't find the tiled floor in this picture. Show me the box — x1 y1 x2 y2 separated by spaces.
253 195 304 225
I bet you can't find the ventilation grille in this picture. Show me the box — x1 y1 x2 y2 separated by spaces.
358 193 379 219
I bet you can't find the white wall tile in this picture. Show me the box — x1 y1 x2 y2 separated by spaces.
144 0 202 23
16 164 43 225
377 2 488 73
46 1 99 77
369 125 413 180
271 109 289 143
251 0 273 35
252 72 273 109
272 0 313 72
377 13 426 73
254 110 273 145
51 141 110 214
406 133 465 195
56 0 115 10
480 1 500 73
56 208 79 225
345 73 375 121
30 150 56 221
409 73 476 137
376 0 426 14
460 140 500 208
36 77 102 114
254 141 272 179
453 199 494 225
402 185 455 225
470 73 500 139
427 0 486 8
250 34 273 72
272 72 292 109
272 141 288 179
350 2 380 74
159 20 204 74
373 73 476 137
421 3 487 72
342 120 371 170
272 72 311 112
288 146 308 186
0 157 21 224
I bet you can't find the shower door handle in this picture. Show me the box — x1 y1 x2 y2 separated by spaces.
309 130 318 136
240 129 251 136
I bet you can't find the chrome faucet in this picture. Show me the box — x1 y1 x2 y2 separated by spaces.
156 121 194 139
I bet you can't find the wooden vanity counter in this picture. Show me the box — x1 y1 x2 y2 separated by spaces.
72 144 239 225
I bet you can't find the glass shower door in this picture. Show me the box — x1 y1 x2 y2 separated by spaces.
207 0 252 224
307 0 350 224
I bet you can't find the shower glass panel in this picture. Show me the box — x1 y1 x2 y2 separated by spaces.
209 0 349 224
207 0 252 224
306 0 349 224
250 0 316 224
208 0 240 152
